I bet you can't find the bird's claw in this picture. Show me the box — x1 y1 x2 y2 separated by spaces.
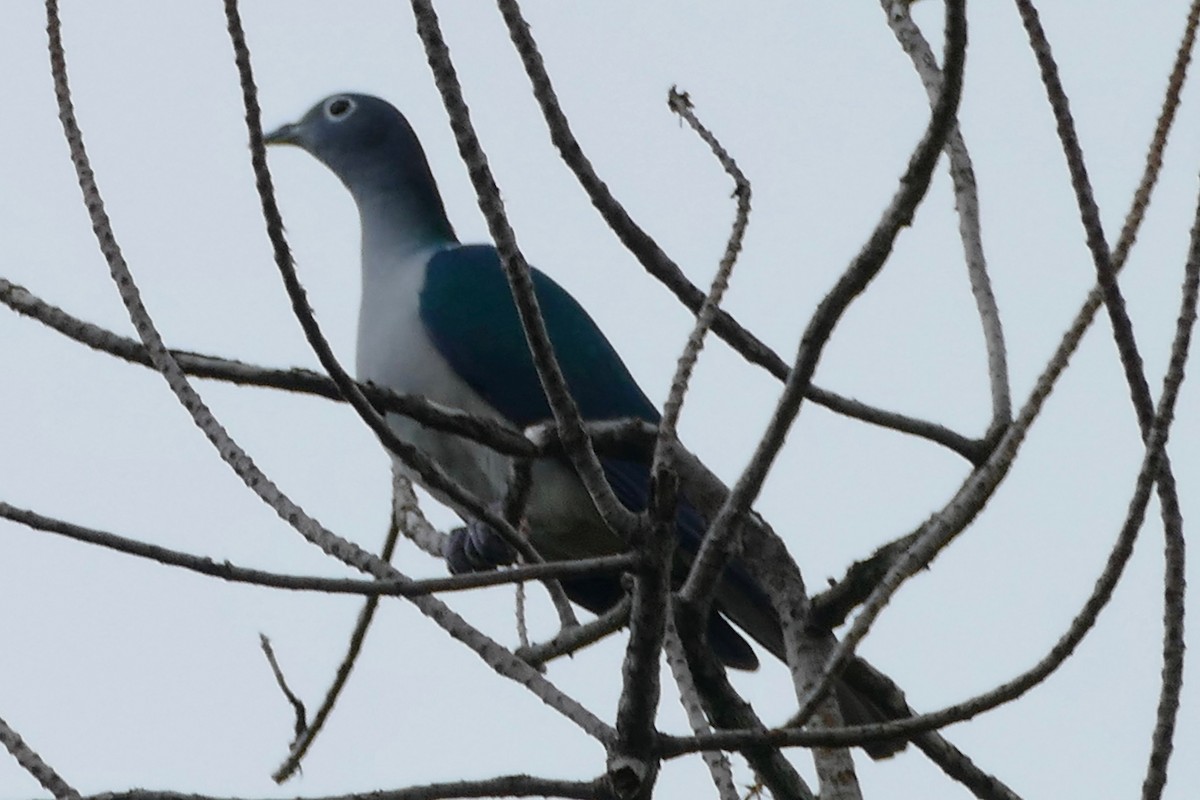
443 518 517 574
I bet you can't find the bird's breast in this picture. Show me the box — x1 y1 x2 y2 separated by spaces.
356 256 511 509
354 251 623 556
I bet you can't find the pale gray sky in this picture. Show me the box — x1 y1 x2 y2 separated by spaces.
2 2 1197 798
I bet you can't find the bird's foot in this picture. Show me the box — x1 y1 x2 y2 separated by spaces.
443 517 518 574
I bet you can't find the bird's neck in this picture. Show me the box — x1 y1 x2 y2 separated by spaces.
354 184 457 268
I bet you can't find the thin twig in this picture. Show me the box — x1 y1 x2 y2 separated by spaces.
656 86 751 441
272 513 403 783
259 635 307 739
0 499 638 598
501 459 580 631
1 277 540 457
391 468 448 558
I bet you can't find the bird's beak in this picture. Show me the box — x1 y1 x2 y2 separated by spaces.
263 121 301 146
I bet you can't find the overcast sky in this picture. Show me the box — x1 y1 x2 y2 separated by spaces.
2 2 1198 798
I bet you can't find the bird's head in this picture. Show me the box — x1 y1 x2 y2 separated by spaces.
265 93 455 241
265 93 426 193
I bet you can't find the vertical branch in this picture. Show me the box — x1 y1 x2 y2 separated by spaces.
1013 0 1156 432
1140 141 1200 800
884 1 1012 433
747 546 863 798
654 87 751 444
610 506 668 799
663 625 738 800
409 0 640 543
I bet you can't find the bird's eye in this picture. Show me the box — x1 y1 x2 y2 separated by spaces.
325 97 356 121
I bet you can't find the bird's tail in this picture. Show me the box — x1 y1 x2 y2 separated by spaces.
711 570 908 760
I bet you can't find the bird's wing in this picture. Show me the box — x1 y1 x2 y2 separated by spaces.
420 244 777 670
419 244 659 427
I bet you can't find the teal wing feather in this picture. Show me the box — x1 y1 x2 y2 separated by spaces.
419 244 658 427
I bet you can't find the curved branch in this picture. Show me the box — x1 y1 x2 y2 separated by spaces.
884 2 1012 433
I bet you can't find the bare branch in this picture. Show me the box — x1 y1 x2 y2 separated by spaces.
67 777 615 800
272 511 403 783
259 635 307 739
1014 0 1157 434
0 277 538 459
681 0 968 620
774 168 1199 787
809 533 919 631
1014 8 1192 796
884 1 1012 433
392 469 450 558
0 713 81 800
517 597 632 669
609 489 670 799
0 499 638 599
662 624 738 800
656 86 750 441
663 309 1194 770
494 0 784 380
736 544 863 795
809 0 1200 652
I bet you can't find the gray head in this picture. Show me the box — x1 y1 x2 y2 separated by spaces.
266 93 456 243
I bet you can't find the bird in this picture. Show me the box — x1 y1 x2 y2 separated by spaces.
265 93 903 758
